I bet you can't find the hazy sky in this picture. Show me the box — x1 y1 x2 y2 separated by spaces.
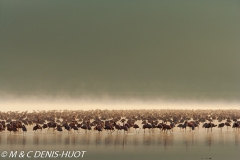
0 0 240 102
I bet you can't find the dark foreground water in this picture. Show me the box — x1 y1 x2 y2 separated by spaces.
0 124 239 160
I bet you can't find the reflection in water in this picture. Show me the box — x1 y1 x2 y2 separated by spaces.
7 135 13 145
22 136 26 145
7 135 23 145
113 134 123 146
0 127 239 160
71 135 77 145
182 132 196 151
218 131 225 146
162 133 173 149
33 134 40 145
123 134 129 150
157 133 162 146
112 134 126 150
56 133 63 144
78 133 90 145
42 134 48 145
205 132 214 147
143 134 152 146
10 134 27 145
64 135 70 145
133 134 140 146
235 132 240 146
104 134 113 146
182 133 189 151
95 133 102 146
141 132 174 148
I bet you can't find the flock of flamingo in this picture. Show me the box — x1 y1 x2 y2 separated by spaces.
0 109 240 135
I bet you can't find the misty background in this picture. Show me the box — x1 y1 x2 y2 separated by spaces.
0 0 240 103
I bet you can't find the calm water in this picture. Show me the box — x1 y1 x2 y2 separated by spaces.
0 123 239 160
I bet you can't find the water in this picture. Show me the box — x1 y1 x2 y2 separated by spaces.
0 125 239 160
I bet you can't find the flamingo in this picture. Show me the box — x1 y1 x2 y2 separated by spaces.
55 125 63 133
33 124 42 132
225 122 231 130
94 125 103 133
218 123 225 130
104 125 115 133
22 125 27 135
143 123 152 133
133 124 141 133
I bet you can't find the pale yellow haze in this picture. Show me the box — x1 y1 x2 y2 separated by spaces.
0 99 239 112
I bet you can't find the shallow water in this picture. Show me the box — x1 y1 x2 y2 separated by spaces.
0 125 239 160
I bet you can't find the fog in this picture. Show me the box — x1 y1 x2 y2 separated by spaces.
1 1 239 110
0 97 239 112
